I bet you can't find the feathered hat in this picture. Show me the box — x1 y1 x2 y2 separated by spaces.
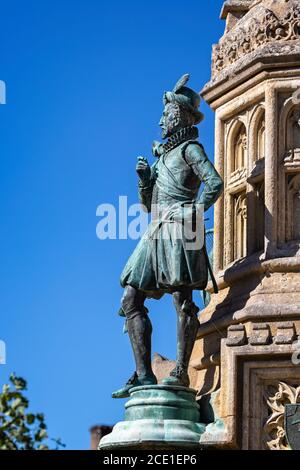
163 74 204 125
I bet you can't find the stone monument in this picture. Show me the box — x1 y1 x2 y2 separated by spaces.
189 0 300 451
99 74 223 450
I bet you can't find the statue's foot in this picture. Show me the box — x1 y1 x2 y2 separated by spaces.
112 371 157 399
163 365 190 388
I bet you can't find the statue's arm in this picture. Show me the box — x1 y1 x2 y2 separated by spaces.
186 143 224 212
138 162 158 213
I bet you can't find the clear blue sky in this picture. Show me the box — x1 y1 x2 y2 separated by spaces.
0 0 225 449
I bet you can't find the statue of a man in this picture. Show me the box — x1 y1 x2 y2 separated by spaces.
113 74 223 398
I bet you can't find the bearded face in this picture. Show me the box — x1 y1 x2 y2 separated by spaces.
159 102 195 139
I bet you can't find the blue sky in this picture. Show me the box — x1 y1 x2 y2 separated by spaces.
0 0 225 449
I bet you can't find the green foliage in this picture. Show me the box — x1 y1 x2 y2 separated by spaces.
0 373 65 450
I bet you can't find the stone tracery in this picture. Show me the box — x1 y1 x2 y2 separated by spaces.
263 381 300 450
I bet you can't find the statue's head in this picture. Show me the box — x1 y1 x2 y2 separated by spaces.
159 74 203 139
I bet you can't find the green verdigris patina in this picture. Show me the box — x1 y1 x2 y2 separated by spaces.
100 384 205 450
113 74 223 398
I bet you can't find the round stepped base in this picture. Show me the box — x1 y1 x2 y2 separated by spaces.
99 384 205 450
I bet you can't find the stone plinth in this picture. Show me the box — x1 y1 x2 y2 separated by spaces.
99 385 205 450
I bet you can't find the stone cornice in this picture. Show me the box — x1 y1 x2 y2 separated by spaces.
205 253 300 292
202 52 300 107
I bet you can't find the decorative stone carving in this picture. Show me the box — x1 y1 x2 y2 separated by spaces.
226 324 247 346
263 381 300 450
285 109 300 161
226 118 247 181
229 167 247 186
225 323 297 348
284 151 300 169
234 128 247 171
212 4 300 76
221 1 253 34
249 323 271 345
275 322 296 345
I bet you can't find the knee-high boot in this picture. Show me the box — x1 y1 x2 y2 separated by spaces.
170 294 199 387
126 310 155 380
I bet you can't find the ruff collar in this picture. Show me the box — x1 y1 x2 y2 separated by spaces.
153 126 199 157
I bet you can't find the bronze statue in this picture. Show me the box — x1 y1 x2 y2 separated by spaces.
113 74 223 398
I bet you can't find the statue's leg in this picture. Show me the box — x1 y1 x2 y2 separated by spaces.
112 286 157 398
171 288 199 387
123 285 155 380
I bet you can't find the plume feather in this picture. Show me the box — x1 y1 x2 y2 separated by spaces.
173 74 190 93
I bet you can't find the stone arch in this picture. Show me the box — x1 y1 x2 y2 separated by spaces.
257 118 266 161
279 96 300 156
286 108 300 156
286 173 300 241
278 96 300 245
248 104 265 167
226 119 247 176
234 192 247 260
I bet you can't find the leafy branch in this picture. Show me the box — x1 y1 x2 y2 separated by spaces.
0 373 65 450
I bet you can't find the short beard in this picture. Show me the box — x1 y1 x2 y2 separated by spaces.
162 104 195 139
161 127 171 139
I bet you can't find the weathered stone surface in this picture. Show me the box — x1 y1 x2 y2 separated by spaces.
190 0 300 450
249 323 271 345
275 322 296 344
227 324 247 346
212 0 300 79
202 0 300 108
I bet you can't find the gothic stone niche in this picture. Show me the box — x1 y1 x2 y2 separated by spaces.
279 99 300 245
286 108 300 161
224 118 249 264
286 173 300 241
227 120 248 186
253 181 265 252
247 107 266 254
233 191 247 260
256 116 265 162
248 105 265 179
223 103 267 265
233 122 247 174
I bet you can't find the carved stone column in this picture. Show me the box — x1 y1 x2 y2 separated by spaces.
214 115 225 273
264 84 278 256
